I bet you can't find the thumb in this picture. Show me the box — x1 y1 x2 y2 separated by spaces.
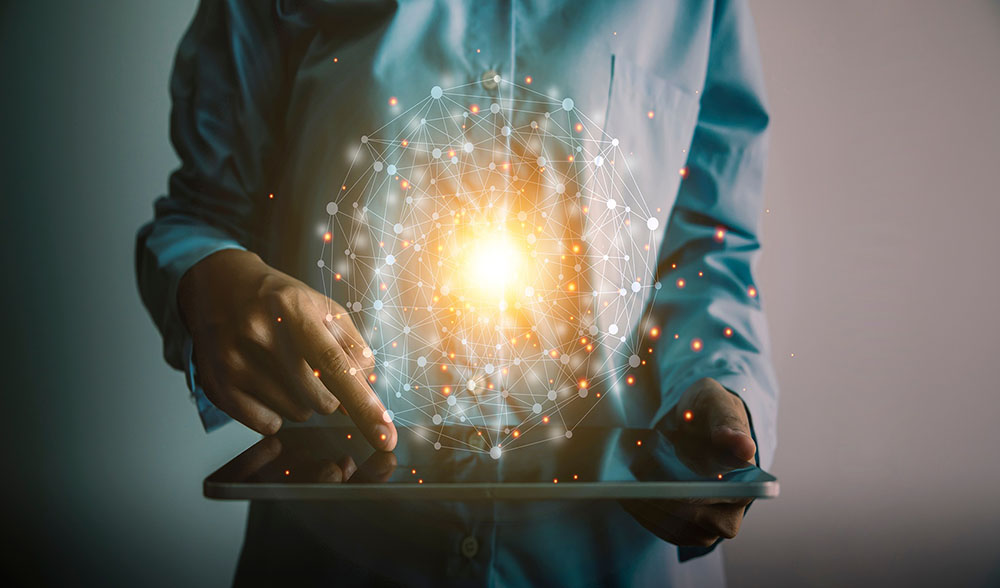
684 379 757 463
707 397 756 463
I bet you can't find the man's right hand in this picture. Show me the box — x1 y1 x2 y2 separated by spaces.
177 249 396 450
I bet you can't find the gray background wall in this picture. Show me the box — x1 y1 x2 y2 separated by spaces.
2 1 998 586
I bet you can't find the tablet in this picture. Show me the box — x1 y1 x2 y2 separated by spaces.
205 425 777 501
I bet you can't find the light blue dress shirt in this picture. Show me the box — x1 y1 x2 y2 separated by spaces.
136 0 778 584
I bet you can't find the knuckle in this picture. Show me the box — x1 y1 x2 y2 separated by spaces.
318 345 351 376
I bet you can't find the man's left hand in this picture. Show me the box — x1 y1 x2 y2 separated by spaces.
622 377 757 547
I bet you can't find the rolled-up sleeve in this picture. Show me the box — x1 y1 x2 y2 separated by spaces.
638 0 779 470
135 0 291 431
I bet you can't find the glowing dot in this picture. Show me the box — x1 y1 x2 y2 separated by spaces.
388 96 398 106
553 478 558 484
690 338 703 352
676 278 685 288
650 327 660 338
276 316 282 323
724 327 734 338
525 76 533 84
323 232 332 242
748 286 758 298
714 227 726 242
647 110 655 119
400 139 408 147
679 167 688 178
574 122 583 132
285 469 290 476
313 369 320 377
268 193 274 199
684 410 694 422
346 434 352 439
470 104 480 114
626 376 635 385
542 416 550 424
380 433 387 441
512 430 520 438
636 440 642 446
718 474 724 480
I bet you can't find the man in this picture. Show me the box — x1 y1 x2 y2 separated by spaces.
137 0 778 585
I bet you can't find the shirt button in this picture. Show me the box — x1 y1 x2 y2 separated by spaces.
481 69 500 91
460 535 479 559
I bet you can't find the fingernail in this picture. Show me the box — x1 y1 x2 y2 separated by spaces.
375 424 393 448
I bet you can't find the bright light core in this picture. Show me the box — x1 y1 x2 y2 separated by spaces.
460 233 526 296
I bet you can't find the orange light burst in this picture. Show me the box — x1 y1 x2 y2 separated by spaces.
690 338 703 352
401 180 409 189
333 57 339 63
313 369 320 377
525 76 533 84
323 231 332 242
574 122 583 132
578 379 589 389
679 167 688 178
542 415 550 424
647 110 655 119
268 193 274 199
334 273 342 281
401 139 409 147
714 227 726 242
748 286 758 298
470 104 480 114
276 316 282 323
368 373 377 383
676 278 686 288
650 327 660 338
684 410 694 422
388 96 398 106
443 386 451 396
626 375 635 385
513 430 521 438
723 327 734 338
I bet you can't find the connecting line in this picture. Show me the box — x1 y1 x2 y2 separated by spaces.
318 79 666 455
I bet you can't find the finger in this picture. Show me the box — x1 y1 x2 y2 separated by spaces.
621 500 720 547
686 379 756 462
236 367 314 423
208 384 283 436
271 339 342 415
630 499 746 542
289 306 396 451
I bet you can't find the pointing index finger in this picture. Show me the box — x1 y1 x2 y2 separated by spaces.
290 305 396 451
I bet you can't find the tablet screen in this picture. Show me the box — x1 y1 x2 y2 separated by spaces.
205 426 777 500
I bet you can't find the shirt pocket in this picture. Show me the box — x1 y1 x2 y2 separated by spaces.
603 54 701 218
